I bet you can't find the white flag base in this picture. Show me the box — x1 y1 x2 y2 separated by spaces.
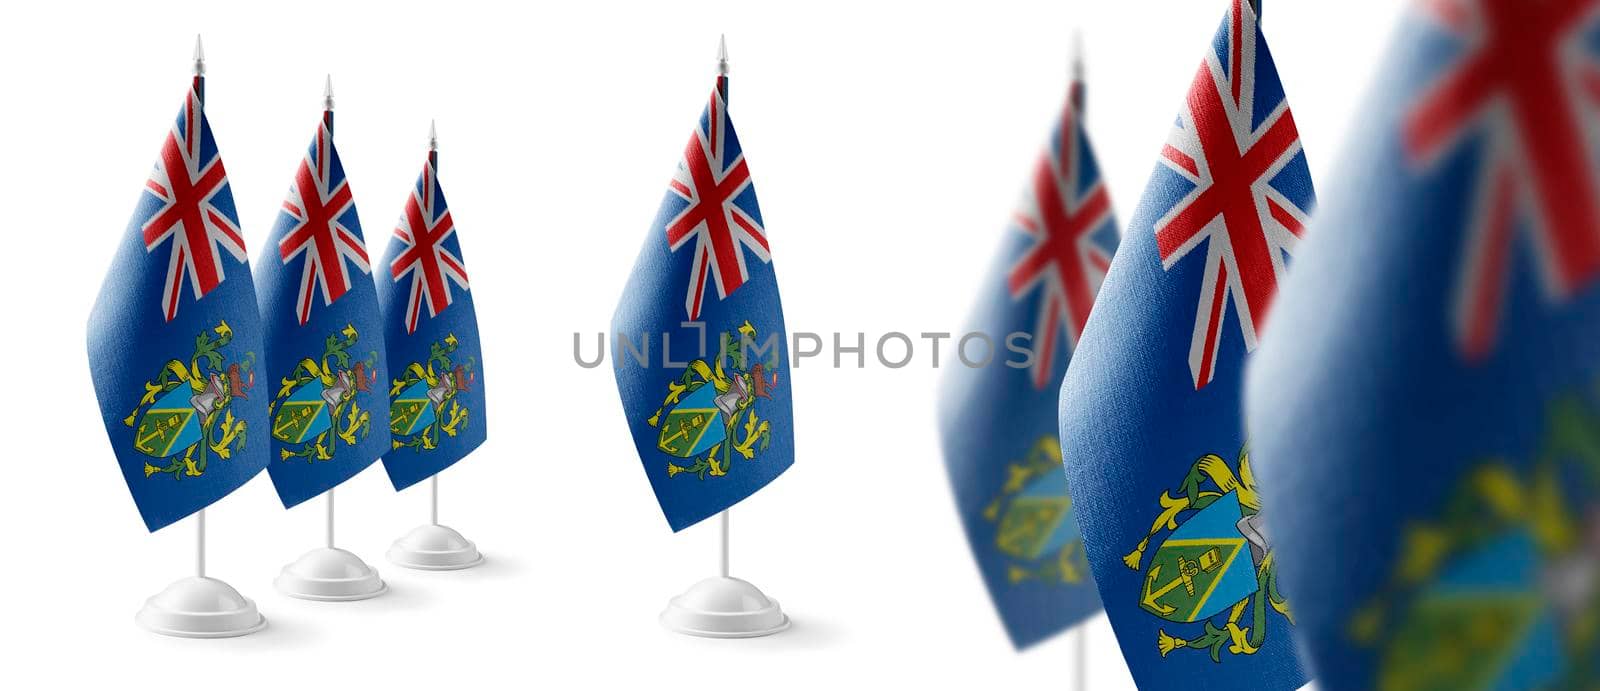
274 547 387 601
659 577 790 638
136 576 267 638
387 524 484 571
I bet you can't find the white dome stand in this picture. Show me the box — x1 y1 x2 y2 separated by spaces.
275 489 387 601
660 510 790 638
137 510 267 638
387 476 484 570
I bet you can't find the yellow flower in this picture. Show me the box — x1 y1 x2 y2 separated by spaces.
667 464 684 478
1225 623 1259 655
144 463 159 478
1157 629 1185 657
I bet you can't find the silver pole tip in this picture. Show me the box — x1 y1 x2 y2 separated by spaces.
717 34 729 76
428 119 438 151
1072 31 1084 81
193 34 205 77
323 74 334 111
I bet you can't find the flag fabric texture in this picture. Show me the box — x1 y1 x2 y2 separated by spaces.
611 75 794 532
1058 1 1314 687
377 150 486 491
87 84 271 532
255 114 390 508
1246 2 1600 688
938 77 1115 648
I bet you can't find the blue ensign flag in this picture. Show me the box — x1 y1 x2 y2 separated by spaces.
255 112 391 509
1247 2 1600 688
88 83 270 532
1058 1 1314 687
611 74 794 532
377 146 487 491
938 74 1115 649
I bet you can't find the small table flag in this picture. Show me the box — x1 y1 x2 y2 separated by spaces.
87 81 271 532
376 128 487 491
1248 2 1600 688
1058 1 1314 687
611 66 795 532
255 86 391 509
938 65 1115 649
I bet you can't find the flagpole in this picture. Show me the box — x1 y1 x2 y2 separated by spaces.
715 37 731 585
1072 625 1088 691
428 120 439 530
192 33 208 583
322 74 337 554
1069 39 1090 691
719 510 730 578
427 477 437 525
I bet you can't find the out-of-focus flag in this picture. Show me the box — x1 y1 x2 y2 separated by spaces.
376 131 486 491
938 66 1115 649
1247 1 1600 688
611 70 794 532
1058 1 1314 687
255 97 390 508
88 81 270 532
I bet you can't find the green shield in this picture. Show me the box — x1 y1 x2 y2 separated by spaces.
391 380 436 436
273 379 330 444
133 386 201 458
996 468 1075 561
1139 491 1257 623
656 383 727 458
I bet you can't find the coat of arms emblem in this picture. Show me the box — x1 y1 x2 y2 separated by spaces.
646 321 779 480
1124 447 1292 662
1350 396 1600 689
985 436 1089 585
126 321 254 479
268 323 377 461
389 333 474 451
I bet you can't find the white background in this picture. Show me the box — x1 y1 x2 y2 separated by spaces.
1 0 1402 687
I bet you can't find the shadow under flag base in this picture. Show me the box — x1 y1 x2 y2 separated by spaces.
388 524 484 570
137 576 268 638
660 510 789 638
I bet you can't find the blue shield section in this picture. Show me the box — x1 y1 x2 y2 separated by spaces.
392 380 437 437
273 380 330 443
1144 492 1257 623
136 386 203 458
87 85 270 533
657 384 728 458
1244 7 1600 689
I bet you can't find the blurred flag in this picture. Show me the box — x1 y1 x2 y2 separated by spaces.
1247 2 1600 688
1058 1 1314 687
377 137 486 491
87 82 270 532
255 107 390 508
938 68 1115 648
611 72 794 532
